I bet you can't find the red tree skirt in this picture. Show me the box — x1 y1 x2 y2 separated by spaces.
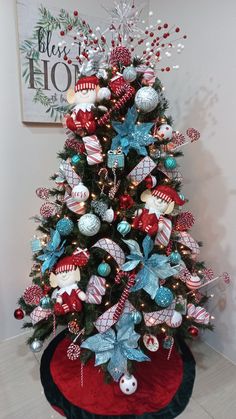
40 330 196 418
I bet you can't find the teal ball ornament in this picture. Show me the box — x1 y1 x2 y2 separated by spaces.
164 156 177 170
132 311 142 324
56 218 74 236
169 251 181 265
71 154 81 165
117 220 131 237
97 262 111 277
39 296 52 309
179 193 185 201
155 286 174 308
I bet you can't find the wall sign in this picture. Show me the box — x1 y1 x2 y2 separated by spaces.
17 1 107 123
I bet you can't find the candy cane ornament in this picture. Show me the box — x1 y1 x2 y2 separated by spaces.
113 274 136 321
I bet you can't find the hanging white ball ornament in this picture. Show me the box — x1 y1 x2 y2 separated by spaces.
135 87 159 113
71 183 90 202
97 87 111 102
123 66 137 82
166 311 183 328
119 374 138 395
156 124 173 141
78 213 101 236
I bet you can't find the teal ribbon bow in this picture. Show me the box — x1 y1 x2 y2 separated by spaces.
81 314 150 382
37 229 65 273
122 235 179 299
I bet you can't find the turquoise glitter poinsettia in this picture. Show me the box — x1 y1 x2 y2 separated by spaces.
111 106 155 156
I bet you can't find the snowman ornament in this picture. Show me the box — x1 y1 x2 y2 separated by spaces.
133 185 185 246
50 254 87 316
66 75 99 135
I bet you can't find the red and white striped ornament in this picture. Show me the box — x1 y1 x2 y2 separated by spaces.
186 128 200 142
186 275 202 290
110 46 131 66
82 135 103 165
202 267 214 282
40 202 56 218
187 303 210 325
86 275 106 304
155 215 172 247
113 274 136 321
23 285 43 306
67 342 81 360
171 132 186 148
36 187 50 200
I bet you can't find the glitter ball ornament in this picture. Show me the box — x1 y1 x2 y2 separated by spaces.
56 218 74 236
71 154 81 165
39 296 52 309
169 251 181 264
131 311 142 324
110 46 131 66
14 308 25 320
40 202 55 218
97 87 111 101
23 285 43 306
175 211 195 231
188 325 199 338
97 262 111 277
156 124 173 141
123 66 137 82
119 374 137 395
166 310 183 328
30 339 43 353
155 286 174 308
164 156 177 170
135 87 159 113
78 214 101 236
117 220 131 237
36 187 50 200
71 183 90 202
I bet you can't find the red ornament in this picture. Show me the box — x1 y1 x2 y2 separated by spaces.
40 202 56 218
72 248 90 267
175 211 195 231
110 46 131 66
73 10 78 16
64 138 85 154
68 320 80 334
68 59 72 64
43 284 52 296
14 308 25 320
175 27 180 32
119 194 134 210
145 175 157 189
67 25 72 31
23 285 43 305
60 31 65 36
188 325 199 338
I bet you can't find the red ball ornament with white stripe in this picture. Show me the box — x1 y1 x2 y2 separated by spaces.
186 274 202 290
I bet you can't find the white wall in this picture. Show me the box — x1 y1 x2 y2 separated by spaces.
150 0 236 362
1 0 235 363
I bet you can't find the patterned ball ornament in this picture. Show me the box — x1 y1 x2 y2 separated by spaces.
119 374 138 395
164 156 177 170
170 251 181 265
23 285 43 305
117 220 131 237
78 214 101 237
30 339 43 353
97 262 111 277
156 124 173 141
97 87 111 101
71 155 81 165
123 66 137 82
155 286 174 308
72 183 90 202
14 308 25 320
56 218 74 236
135 87 159 113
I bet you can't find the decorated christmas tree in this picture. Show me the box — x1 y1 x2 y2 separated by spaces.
15 1 230 415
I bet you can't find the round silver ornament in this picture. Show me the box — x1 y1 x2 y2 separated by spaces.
78 213 101 237
30 339 43 353
135 87 159 113
119 374 138 395
97 87 111 102
123 66 137 82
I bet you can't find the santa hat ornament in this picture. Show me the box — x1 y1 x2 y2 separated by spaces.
152 186 185 206
75 75 99 92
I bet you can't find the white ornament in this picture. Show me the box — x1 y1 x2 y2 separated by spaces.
102 208 114 223
71 183 90 202
97 87 111 102
30 339 43 353
135 87 159 113
78 214 101 236
186 275 202 290
123 66 137 82
119 374 137 395
156 124 173 141
166 310 183 328
143 334 159 352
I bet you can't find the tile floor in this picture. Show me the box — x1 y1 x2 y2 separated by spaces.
0 333 235 419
